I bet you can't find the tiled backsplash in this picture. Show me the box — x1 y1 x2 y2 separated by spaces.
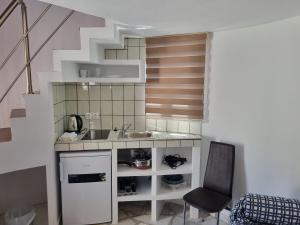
65 83 146 131
52 38 201 141
52 83 66 140
105 38 145 60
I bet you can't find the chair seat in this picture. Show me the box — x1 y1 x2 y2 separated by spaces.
183 187 231 213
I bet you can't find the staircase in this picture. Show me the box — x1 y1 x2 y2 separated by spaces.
0 13 136 224
0 18 130 173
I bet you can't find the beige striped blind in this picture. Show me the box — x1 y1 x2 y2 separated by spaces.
145 33 207 119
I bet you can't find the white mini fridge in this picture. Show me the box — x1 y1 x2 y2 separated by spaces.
59 151 111 225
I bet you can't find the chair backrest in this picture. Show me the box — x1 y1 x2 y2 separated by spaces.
203 141 235 197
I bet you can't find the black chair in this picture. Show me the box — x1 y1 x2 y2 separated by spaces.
183 141 235 225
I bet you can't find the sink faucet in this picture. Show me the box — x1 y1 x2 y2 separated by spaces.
121 123 132 138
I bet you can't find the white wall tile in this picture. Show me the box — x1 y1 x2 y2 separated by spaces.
128 47 140 59
89 119 101 129
124 116 134 130
99 141 113 149
135 101 145 115
190 121 201 134
78 101 89 115
89 85 100 100
140 141 153 148
90 101 100 114
112 86 123 100
128 38 140 46
77 84 89 100
146 119 156 131
101 116 112 129
135 116 146 131
113 116 123 129
124 85 134 100
135 85 145 100
84 142 98 150
156 119 167 132
113 101 123 115
167 120 179 132
116 50 127 59
65 85 77 100
66 101 77 115
154 140 167 148
105 50 116 59
124 101 134 115
101 85 112 100
178 121 190 133
126 141 140 148
101 101 112 115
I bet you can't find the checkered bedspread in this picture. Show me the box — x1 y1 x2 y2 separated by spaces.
230 193 300 225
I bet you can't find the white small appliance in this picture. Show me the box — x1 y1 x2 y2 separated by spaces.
59 151 111 225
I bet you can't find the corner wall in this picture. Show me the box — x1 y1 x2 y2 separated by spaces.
202 16 300 203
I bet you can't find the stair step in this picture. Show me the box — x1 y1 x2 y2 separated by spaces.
10 108 26 118
0 128 12 142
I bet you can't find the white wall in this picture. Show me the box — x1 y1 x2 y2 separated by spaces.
202 16 300 203
0 166 47 214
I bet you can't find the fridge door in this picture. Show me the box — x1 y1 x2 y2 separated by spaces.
60 153 111 225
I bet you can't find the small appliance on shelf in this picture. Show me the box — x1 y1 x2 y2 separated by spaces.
162 174 187 190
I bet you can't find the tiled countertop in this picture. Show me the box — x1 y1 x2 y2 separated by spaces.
55 130 201 151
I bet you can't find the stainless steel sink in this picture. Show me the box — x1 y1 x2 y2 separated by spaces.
82 129 110 140
122 131 152 139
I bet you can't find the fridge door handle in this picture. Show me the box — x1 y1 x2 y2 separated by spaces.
59 162 64 182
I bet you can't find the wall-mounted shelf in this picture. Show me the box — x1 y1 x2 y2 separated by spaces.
61 59 146 83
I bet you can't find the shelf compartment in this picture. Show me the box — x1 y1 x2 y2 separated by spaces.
118 148 153 177
156 174 191 200
118 176 152 202
155 147 192 173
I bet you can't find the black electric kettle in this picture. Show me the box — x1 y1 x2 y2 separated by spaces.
67 114 83 133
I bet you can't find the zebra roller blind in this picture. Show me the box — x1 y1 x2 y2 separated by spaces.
145 33 207 119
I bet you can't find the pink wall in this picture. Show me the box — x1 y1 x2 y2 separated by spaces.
0 0 105 127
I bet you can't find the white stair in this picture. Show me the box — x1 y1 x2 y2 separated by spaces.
0 18 142 225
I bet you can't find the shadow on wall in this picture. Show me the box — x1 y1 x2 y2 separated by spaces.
0 166 48 215
200 136 247 206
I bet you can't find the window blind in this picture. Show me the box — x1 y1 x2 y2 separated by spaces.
145 33 207 119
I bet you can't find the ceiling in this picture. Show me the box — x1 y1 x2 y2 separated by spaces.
39 0 300 36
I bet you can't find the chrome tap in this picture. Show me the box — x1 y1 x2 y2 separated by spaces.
121 123 132 138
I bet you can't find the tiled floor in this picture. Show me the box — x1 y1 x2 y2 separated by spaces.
0 202 227 225
0 203 48 225
112 202 227 225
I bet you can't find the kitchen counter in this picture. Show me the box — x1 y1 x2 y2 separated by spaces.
55 130 201 151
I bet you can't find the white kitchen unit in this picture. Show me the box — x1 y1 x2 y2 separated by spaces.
61 59 145 83
59 151 112 225
55 134 201 224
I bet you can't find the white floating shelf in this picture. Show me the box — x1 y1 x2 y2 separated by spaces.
117 165 153 177
156 163 192 175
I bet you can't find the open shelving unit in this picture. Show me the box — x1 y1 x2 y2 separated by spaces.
61 59 146 83
112 145 201 223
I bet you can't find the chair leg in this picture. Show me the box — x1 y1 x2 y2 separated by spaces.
183 201 187 225
216 211 220 225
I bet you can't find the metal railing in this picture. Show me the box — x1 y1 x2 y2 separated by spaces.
0 0 74 104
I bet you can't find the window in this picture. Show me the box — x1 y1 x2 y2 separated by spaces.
145 33 207 119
